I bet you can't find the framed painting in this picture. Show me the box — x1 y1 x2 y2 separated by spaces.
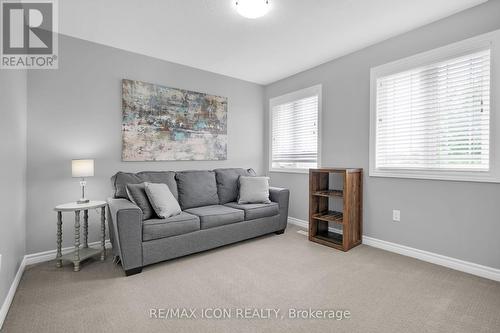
122 79 227 161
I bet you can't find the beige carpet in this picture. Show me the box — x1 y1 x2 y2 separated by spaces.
3 225 500 333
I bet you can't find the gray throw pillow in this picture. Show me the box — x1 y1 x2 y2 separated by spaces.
144 182 182 219
126 183 155 220
238 176 271 204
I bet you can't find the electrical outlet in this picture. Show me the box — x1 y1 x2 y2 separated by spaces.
392 210 401 222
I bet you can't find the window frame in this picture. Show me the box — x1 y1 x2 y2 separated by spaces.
269 84 322 174
369 30 500 183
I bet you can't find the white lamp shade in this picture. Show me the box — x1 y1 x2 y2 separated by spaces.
72 159 94 178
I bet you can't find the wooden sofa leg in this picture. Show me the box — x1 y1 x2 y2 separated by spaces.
275 229 285 235
125 267 142 276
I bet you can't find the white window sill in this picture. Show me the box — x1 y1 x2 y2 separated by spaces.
269 168 310 174
369 169 500 183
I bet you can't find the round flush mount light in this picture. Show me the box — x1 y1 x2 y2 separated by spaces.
235 0 271 19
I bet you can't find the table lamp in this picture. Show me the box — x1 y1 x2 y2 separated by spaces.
72 159 94 204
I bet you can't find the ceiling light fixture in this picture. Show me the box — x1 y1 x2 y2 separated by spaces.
235 0 270 19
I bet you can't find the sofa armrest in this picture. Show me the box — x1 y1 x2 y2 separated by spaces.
269 187 290 231
107 198 143 272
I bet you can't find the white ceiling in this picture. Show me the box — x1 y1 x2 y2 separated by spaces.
59 0 487 85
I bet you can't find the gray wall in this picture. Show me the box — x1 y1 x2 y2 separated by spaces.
265 0 500 269
0 71 27 310
26 35 265 254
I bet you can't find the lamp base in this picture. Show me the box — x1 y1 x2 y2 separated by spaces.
77 199 90 204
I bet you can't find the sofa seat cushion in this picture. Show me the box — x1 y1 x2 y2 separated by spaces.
184 205 244 229
224 202 279 221
142 212 200 241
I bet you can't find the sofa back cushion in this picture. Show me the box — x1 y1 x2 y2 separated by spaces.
214 168 256 204
111 171 178 200
176 170 219 209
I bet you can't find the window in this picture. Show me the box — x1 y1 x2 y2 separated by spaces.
269 85 321 173
370 31 500 183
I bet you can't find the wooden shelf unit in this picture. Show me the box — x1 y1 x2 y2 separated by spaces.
309 168 363 251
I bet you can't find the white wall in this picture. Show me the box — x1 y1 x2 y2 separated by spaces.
0 70 27 312
26 34 265 254
265 0 500 269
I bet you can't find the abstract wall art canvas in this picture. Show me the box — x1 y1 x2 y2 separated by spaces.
122 79 228 161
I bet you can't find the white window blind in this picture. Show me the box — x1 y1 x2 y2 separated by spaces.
271 90 319 171
375 49 490 171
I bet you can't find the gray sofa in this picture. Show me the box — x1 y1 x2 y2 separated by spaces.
107 168 290 276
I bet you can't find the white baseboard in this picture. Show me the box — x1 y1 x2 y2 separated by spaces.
25 240 111 266
362 236 500 282
287 217 308 229
0 240 111 330
288 217 343 234
288 217 500 282
0 257 26 330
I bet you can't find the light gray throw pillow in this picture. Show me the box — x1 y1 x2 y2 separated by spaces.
238 176 271 204
144 182 181 219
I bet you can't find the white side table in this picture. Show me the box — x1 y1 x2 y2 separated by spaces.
54 200 107 272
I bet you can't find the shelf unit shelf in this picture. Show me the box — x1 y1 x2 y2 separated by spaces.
314 230 343 247
312 190 344 198
309 168 363 252
312 210 343 223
